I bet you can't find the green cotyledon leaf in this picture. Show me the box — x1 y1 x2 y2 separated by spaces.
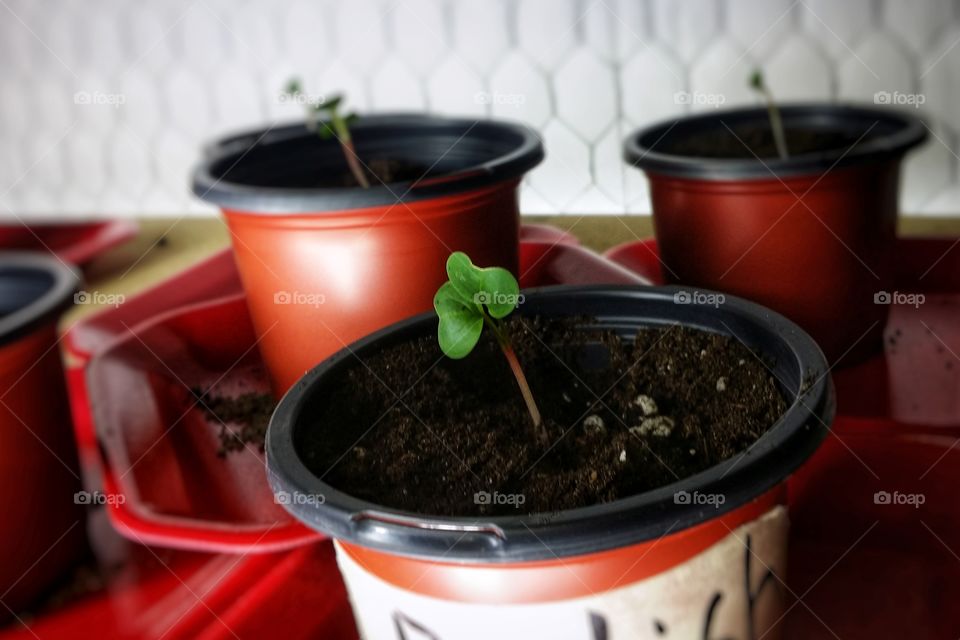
445 252 520 319
434 282 483 359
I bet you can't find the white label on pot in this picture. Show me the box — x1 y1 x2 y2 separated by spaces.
336 507 788 640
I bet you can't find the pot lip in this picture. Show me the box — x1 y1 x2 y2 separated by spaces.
0 251 81 347
267 284 835 563
623 103 928 181
191 113 544 214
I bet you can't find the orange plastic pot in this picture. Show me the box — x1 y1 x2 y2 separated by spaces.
0 253 84 614
194 115 542 395
625 105 926 364
267 286 834 638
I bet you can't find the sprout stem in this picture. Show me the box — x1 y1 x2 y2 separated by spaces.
482 314 547 445
330 111 370 188
762 86 789 160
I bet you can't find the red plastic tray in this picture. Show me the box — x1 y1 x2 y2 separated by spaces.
78 236 649 555
0 221 138 267
785 418 960 639
606 236 960 426
0 535 355 640
47 226 960 638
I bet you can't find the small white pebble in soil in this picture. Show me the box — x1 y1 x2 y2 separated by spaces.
631 416 675 438
583 414 606 433
716 377 727 392
619 450 627 463
633 394 658 416
700 349 707 357
562 392 572 403
738 359 746 366
689 449 696 455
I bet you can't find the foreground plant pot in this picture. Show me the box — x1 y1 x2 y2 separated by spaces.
193 115 543 395
267 285 833 638
0 253 84 614
625 105 926 364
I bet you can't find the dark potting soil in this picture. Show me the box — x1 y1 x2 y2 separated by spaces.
192 389 276 456
308 157 430 189
663 124 871 160
298 318 789 517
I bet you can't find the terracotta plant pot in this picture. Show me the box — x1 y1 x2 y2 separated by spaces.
267 285 834 638
193 115 542 395
624 105 926 364
0 252 85 614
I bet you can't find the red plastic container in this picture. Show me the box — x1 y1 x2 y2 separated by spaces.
0 221 138 267
267 287 833 638
0 253 85 613
624 105 926 364
193 116 543 395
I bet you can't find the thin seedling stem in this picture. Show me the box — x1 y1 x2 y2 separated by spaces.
483 314 547 445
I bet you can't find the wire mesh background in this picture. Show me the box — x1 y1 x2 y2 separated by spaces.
2 0 960 218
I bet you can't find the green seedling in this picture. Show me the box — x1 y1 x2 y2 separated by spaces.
434 252 547 445
749 69 789 160
283 78 370 188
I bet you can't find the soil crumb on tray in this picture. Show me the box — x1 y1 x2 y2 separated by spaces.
192 389 276 456
298 318 789 517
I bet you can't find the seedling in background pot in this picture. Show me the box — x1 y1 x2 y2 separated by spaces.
434 252 547 445
283 78 370 188
748 69 789 160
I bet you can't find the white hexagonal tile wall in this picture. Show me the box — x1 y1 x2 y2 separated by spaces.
370 58 425 111
489 53 552 128
689 39 755 111
838 33 914 102
555 49 617 141
884 0 952 54
517 0 579 69
4 0 960 217
800 0 872 59
726 0 796 59
453 0 510 74
392 0 449 74
65 130 106 196
335 2 388 75
620 45 686 127
651 0 720 62
527 119 591 209
764 37 832 101
427 59 486 117
605 0 651 62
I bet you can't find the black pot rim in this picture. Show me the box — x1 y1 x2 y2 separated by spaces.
0 251 81 347
192 114 544 214
624 103 927 180
266 284 835 563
